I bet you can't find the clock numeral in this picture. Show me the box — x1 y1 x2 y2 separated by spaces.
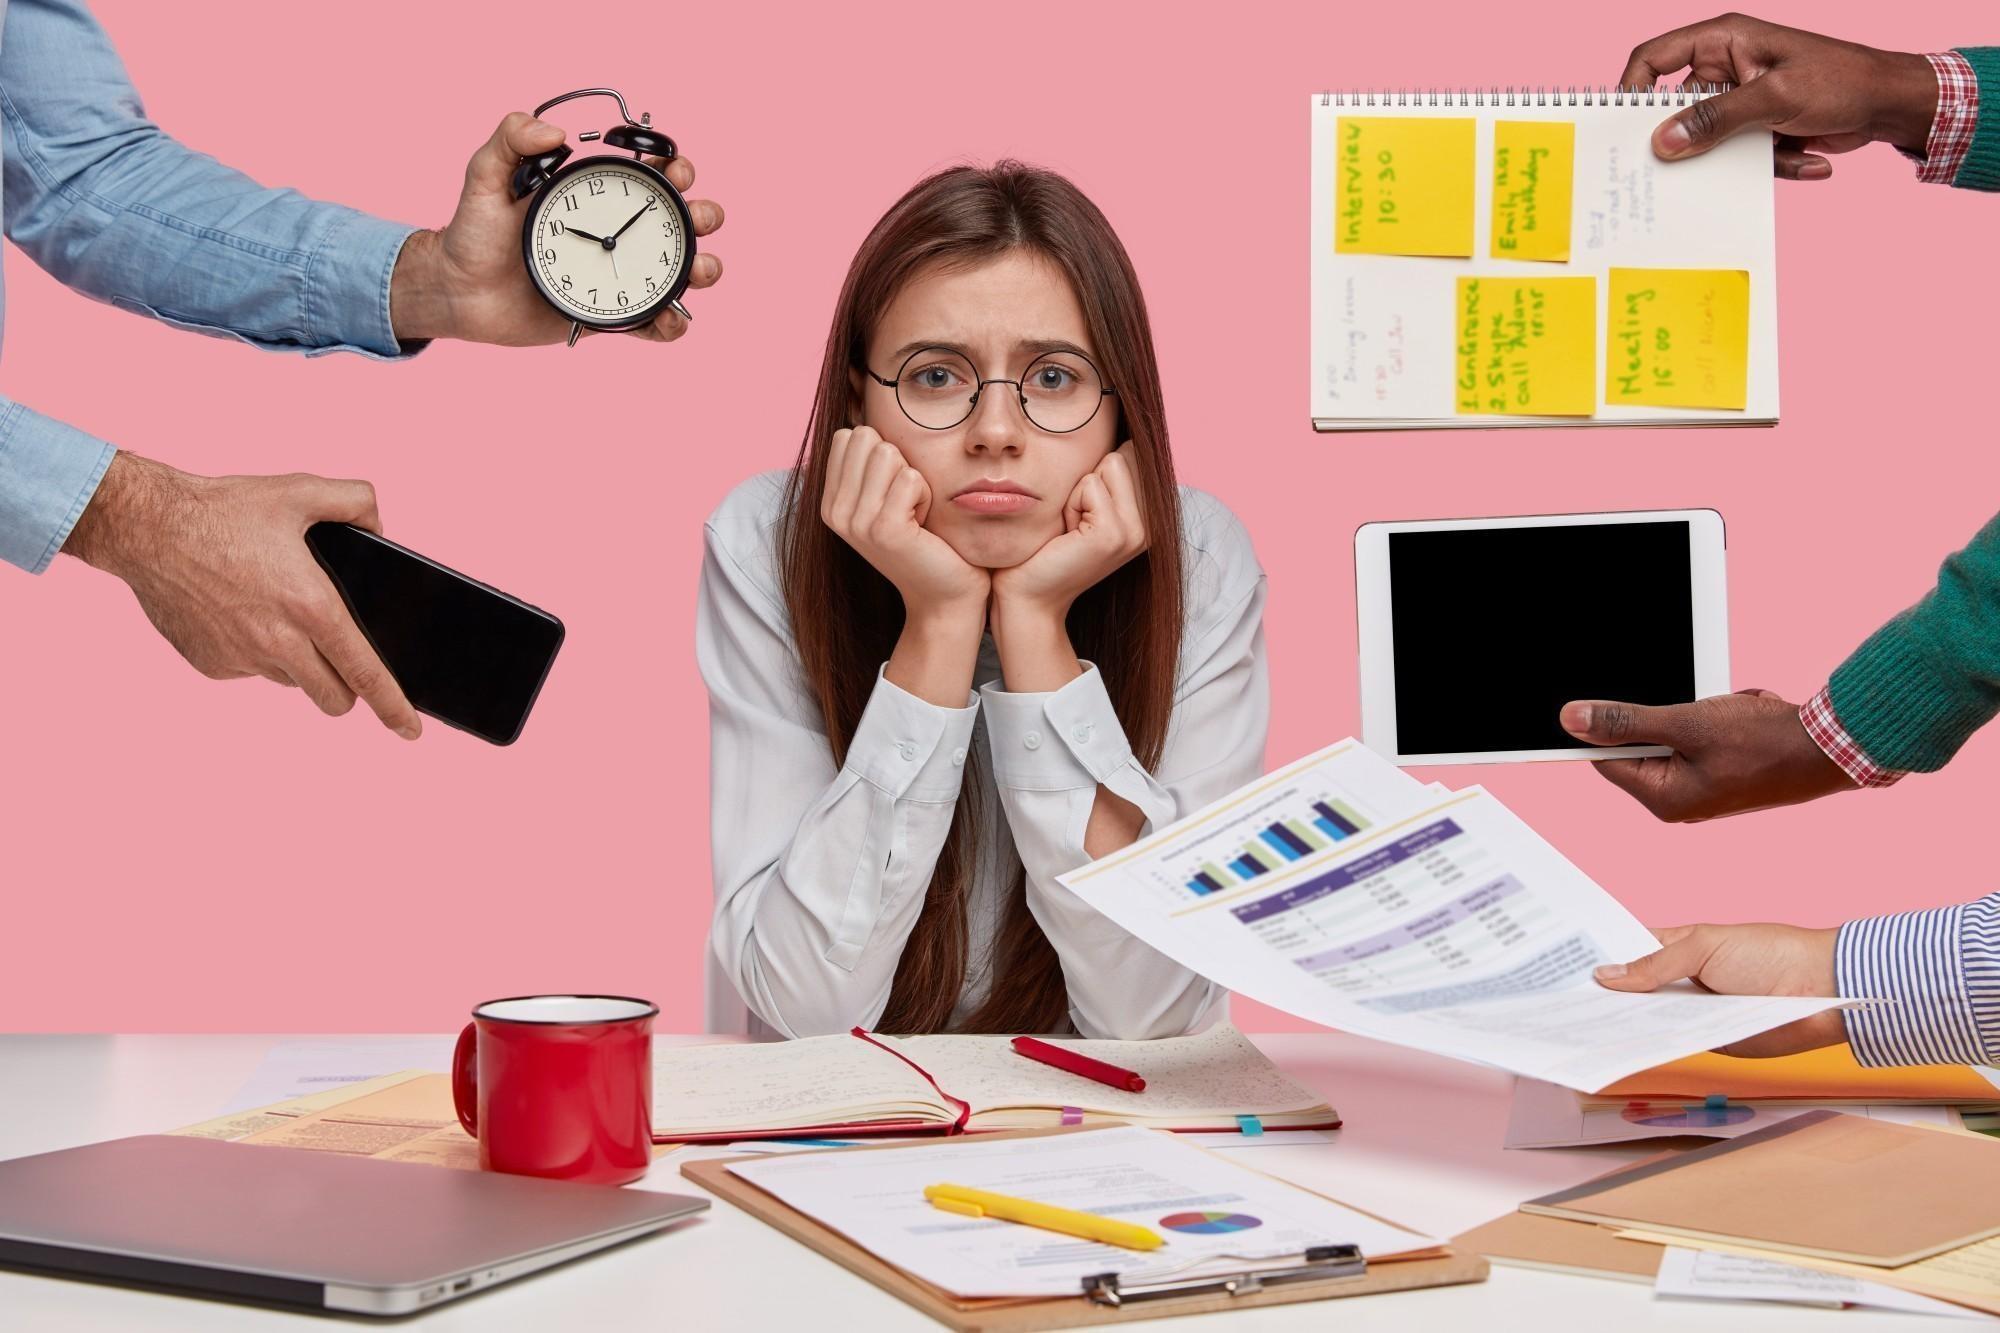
660 251 671 266
587 178 606 197
617 291 630 308
542 248 557 263
549 219 565 236
645 276 657 293
560 274 573 291
621 178 630 196
588 289 598 303
562 193 579 212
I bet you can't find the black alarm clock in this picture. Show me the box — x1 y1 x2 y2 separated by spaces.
510 87 697 347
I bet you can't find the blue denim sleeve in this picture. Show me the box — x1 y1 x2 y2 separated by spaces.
0 0 421 359
0 396 112 572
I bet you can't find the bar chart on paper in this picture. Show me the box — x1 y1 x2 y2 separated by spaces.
1186 797 1373 896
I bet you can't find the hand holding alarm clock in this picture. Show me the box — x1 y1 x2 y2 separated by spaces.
511 88 709 346
391 89 723 348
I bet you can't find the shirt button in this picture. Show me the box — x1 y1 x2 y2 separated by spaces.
897 741 918 761
1023 730 1043 751
1072 724 1094 745
952 747 967 766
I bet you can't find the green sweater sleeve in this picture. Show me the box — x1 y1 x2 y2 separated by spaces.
1829 515 2000 772
1954 47 2000 191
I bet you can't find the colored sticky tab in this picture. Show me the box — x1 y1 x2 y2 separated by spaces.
1453 276 1597 416
1236 1115 1264 1137
1490 121 1574 261
1704 1094 1729 1110
1605 268 1751 410
1061 1107 1084 1126
1335 116 1476 257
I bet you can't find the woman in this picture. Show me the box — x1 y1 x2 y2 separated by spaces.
698 161 1267 1039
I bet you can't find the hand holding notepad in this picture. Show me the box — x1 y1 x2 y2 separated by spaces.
1313 91 1776 429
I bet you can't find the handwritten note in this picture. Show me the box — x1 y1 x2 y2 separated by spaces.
1605 268 1750 410
1336 117 1475 257
1491 121 1574 261
1455 276 1596 416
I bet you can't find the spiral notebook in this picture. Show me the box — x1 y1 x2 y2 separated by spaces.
1310 87 1779 430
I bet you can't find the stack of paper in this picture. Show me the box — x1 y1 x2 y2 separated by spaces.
1058 740 1846 1093
1460 1114 2000 1318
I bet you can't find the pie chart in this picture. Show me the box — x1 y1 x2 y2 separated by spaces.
1159 1210 1264 1235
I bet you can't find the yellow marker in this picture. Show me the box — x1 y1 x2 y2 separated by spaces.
923 1184 1165 1252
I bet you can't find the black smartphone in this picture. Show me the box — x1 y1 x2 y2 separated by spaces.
304 522 565 746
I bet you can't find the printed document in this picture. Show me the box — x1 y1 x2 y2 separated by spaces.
1060 751 1847 1092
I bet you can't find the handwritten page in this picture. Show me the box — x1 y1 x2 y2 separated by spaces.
891 1023 1327 1121
1491 121 1574 261
1454 276 1596 416
1606 267 1750 410
1335 116 1475 257
651 1035 948 1134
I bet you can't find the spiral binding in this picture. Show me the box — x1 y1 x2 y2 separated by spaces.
1317 84 1731 107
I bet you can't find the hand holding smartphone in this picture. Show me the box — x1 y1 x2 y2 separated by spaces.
305 523 565 746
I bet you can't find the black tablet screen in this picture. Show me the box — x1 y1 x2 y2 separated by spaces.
1388 521 1696 756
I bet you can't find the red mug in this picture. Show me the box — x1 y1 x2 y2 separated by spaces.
451 994 657 1185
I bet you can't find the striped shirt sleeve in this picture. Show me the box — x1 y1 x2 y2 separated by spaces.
1836 892 2000 1067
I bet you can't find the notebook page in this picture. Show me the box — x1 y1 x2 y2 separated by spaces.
651 1033 948 1133
1310 92 1779 427
887 1023 1328 1119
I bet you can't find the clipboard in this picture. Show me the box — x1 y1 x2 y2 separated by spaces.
679 1126 1488 1330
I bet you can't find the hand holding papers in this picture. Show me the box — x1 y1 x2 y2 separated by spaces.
1057 741 1848 1092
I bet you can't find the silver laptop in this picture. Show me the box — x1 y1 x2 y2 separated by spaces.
0 1135 708 1315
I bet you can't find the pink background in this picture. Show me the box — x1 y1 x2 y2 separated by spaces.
2 1 1995 1033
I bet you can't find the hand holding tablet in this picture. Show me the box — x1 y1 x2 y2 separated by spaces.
1355 510 1730 765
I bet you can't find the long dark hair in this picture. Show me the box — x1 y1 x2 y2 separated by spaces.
776 162 1184 1033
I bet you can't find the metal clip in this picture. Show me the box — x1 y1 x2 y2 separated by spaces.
1080 1244 1366 1308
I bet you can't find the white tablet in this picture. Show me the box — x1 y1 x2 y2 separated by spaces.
1355 510 1728 765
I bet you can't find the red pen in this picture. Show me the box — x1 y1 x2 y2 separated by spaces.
1011 1036 1146 1093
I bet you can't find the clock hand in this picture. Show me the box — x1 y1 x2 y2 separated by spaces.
564 226 608 243
610 202 651 242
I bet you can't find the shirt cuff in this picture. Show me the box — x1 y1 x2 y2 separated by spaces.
302 210 426 360
1837 898 2000 1067
0 401 115 574
1799 685 1905 789
1903 51 1980 185
980 663 1133 791
843 667 978 801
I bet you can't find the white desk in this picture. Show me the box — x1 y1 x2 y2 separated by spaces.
0 1033 1959 1330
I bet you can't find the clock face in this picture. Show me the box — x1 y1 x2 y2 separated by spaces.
524 158 692 327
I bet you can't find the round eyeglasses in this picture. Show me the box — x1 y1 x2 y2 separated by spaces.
862 346 1115 435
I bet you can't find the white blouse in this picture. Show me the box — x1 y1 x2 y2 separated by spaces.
697 470 1269 1040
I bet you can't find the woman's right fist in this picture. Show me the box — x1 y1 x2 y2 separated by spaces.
819 428 988 615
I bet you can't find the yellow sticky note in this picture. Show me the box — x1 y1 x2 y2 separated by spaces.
1335 117 1476 257
1454 276 1596 416
1606 268 1751 410
1491 121 1574 261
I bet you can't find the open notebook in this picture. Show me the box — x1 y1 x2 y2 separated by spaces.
1310 87 1778 429
650 1023 1337 1141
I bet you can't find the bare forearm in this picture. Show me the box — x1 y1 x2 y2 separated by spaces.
885 604 984 707
60 451 192 578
